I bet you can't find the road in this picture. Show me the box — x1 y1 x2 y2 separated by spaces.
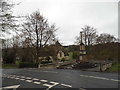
1 69 119 90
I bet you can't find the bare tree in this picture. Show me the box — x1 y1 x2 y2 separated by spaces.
0 0 18 35
75 25 98 46
96 33 117 44
21 11 57 63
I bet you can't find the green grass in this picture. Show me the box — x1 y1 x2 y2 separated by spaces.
2 64 18 69
107 63 120 72
68 52 73 60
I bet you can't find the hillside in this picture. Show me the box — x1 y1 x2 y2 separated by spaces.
66 42 119 62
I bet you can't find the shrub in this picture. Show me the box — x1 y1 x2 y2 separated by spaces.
61 58 66 62
15 60 21 65
41 61 52 64
72 51 79 59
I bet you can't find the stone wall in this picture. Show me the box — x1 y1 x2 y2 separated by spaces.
100 63 112 71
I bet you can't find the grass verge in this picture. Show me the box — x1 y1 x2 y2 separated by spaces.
2 64 18 69
106 63 120 72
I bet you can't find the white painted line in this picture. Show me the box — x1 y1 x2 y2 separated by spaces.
15 78 20 80
2 74 5 76
79 88 86 90
21 76 26 78
50 81 59 84
10 77 15 79
10 75 16 77
80 75 120 82
43 83 59 90
110 79 120 82
2 85 20 89
26 77 32 79
3 74 6 77
43 84 52 87
40 79 48 82
80 75 88 77
20 78 25 80
9 75 14 76
28 70 58 74
42 71 58 74
26 80 33 83
33 78 39 80
61 84 72 88
16 76 20 77
7 76 11 78
33 81 41 84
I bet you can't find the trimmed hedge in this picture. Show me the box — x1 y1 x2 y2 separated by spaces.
18 62 38 68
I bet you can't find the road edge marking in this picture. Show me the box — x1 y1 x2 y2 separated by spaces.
80 75 120 82
61 84 72 87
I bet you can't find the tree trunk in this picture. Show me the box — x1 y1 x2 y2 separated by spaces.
35 20 39 63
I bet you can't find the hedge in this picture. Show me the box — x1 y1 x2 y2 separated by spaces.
18 62 38 68
41 61 52 64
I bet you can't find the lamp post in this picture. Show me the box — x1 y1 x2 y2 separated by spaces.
79 32 86 63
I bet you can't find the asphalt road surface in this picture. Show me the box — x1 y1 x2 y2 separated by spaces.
1 69 120 90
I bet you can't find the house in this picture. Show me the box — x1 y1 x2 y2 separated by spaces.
54 41 69 60
38 41 69 61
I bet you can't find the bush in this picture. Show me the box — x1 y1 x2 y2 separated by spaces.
15 60 21 65
18 62 38 68
61 58 66 62
72 51 79 59
41 61 52 64
2 64 18 68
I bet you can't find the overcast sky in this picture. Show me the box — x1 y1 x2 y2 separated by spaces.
11 0 118 45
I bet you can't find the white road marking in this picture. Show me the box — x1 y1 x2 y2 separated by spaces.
10 76 16 79
21 76 26 78
50 81 59 84
79 88 86 90
9 75 15 76
4 74 74 89
20 78 25 81
26 80 33 83
1 85 20 89
40 79 48 82
2 74 6 77
16 76 20 77
110 79 120 82
61 84 72 87
15 78 20 80
43 84 52 87
7 76 11 78
42 71 58 74
43 84 57 90
28 70 58 74
43 82 59 90
33 81 41 84
80 75 120 82
33 78 39 80
26 77 32 79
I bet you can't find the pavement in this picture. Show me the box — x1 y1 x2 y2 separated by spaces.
1 68 120 90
